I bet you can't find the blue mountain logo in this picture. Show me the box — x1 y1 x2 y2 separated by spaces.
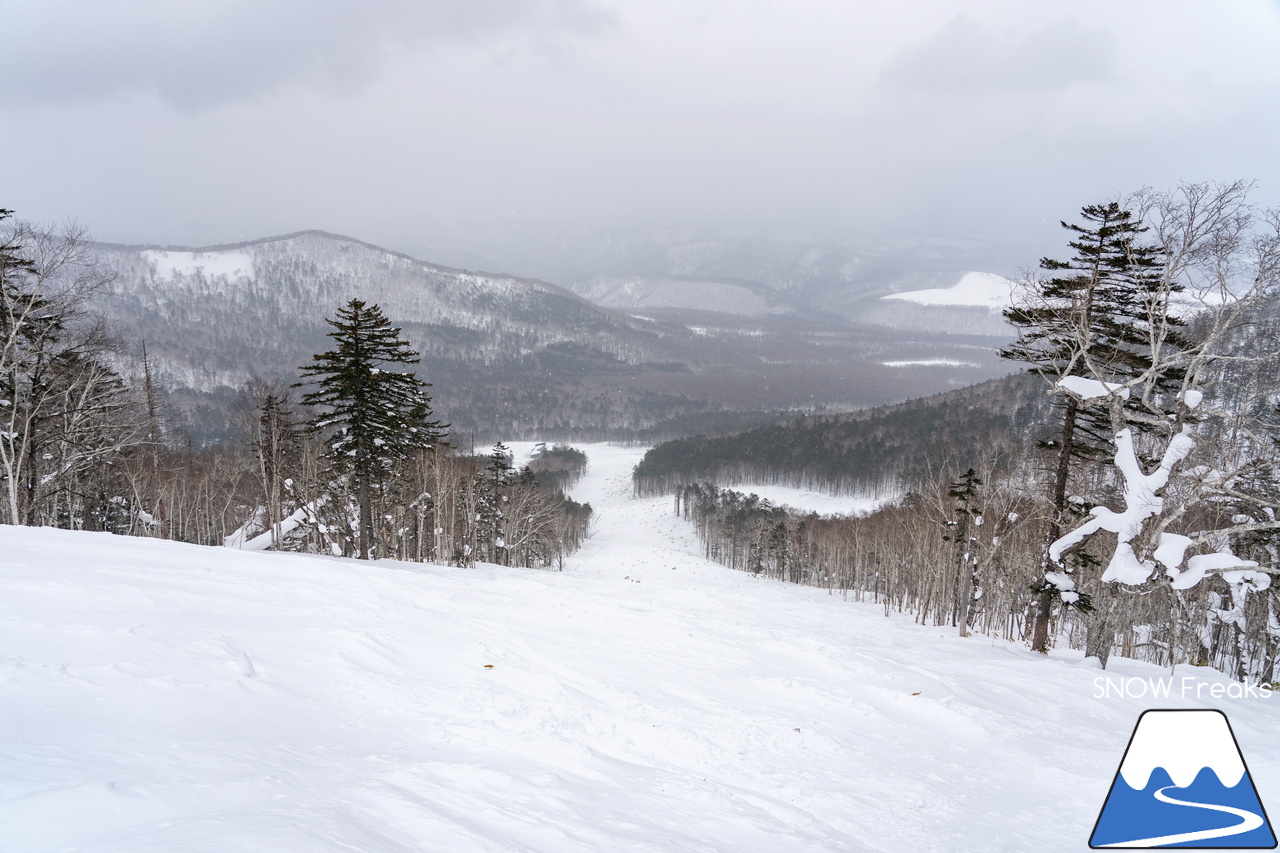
1091 709 1276 848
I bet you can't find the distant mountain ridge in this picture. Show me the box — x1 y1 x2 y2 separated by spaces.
95 229 620 385
89 230 1015 441
473 225 1025 334
107 228 590 304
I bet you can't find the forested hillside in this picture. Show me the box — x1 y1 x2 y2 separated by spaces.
634 372 1049 496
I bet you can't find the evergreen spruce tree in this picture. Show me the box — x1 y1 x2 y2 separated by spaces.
1001 201 1185 651
297 299 446 559
943 467 983 636
476 441 513 564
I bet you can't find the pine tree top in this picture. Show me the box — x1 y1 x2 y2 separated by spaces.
295 299 447 470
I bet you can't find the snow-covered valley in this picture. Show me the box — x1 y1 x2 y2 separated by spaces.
2 444 1276 852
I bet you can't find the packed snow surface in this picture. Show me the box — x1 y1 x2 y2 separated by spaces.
3 444 1277 852
881 271 1014 309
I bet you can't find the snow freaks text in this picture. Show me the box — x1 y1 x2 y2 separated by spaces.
1093 677 1273 701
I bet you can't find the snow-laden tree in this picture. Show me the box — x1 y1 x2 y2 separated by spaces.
221 378 315 552
1039 182 1280 667
297 299 446 559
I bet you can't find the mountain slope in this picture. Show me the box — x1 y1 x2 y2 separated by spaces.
97 230 614 388
2 443 1273 852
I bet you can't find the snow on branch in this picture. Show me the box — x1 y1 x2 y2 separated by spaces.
1050 426 1207 585
225 498 326 551
1056 376 1130 403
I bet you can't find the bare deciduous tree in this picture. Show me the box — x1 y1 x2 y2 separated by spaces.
0 213 142 526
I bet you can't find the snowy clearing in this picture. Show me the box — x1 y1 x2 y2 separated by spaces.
2 444 1276 852
141 249 255 280
880 358 979 368
881 271 1014 309
713 483 891 517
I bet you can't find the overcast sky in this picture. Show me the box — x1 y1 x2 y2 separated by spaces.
3 0 1279 264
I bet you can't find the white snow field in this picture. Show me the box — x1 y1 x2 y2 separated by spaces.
881 358 980 368
881 271 1014 309
707 484 890 518
3 444 1277 852
140 249 255 282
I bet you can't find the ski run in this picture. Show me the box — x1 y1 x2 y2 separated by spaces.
2 443 1276 852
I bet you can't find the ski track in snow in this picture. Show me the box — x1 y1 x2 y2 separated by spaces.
1 443 1277 852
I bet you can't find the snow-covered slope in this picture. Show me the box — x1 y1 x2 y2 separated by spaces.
94 231 620 409
102 232 607 364
4 444 1273 852
142 248 255 281
857 271 1016 336
881 271 1015 309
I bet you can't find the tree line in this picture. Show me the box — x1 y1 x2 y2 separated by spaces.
643 182 1280 683
0 210 591 568
673 467 1277 682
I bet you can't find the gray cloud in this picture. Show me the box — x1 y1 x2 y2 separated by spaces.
0 0 616 108
880 15 1116 94
2 1 1277 266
